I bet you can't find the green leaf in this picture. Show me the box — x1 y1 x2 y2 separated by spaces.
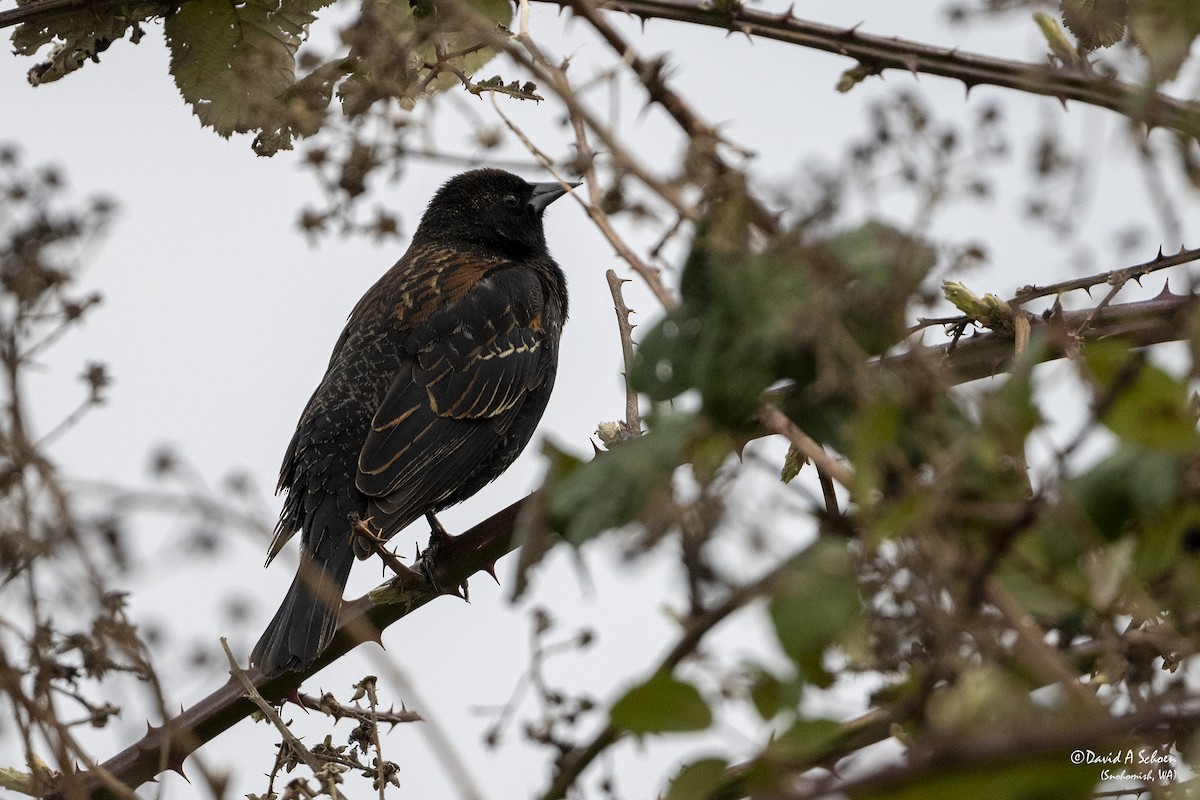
1060 0 1129 51
542 413 700 546
848 390 903 499
1072 444 1184 540
1084 340 1200 454
780 444 806 484
13 0 168 84
978 351 1042 452
665 758 729 800
337 0 511 115
994 563 1081 623
769 538 860 687
747 667 800 720
1130 0 1200 82
765 717 846 764
1035 11 1084 62
1133 502 1200 582
828 220 935 356
610 671 713 734
165 0 331 137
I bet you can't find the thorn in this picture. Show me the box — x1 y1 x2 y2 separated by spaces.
1158 245 1166 260
846 20 863 35
482 560 500 585
1157 279 1175 298
167 756 189 781
284 687 303 707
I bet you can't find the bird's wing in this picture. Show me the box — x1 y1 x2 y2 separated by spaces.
355 266 548 515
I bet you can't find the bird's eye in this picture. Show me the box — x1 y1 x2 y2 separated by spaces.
502 194 520 208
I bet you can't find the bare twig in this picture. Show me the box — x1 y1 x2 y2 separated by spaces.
755 404 854 491
605 269 642 434
219 639 339 795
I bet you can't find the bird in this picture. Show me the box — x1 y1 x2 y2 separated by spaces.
251 168 577 677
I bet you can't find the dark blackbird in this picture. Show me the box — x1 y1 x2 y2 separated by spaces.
251 169 576 677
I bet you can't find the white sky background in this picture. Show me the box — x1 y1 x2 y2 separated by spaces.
3 1 1200 797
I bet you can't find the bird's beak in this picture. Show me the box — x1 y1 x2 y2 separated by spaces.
528 180 580 214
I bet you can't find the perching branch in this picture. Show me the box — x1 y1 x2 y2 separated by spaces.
56 498 529 799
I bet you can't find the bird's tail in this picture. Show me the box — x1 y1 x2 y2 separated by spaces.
251 546 355 677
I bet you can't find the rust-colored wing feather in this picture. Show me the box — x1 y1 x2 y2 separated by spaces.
355 264 550 527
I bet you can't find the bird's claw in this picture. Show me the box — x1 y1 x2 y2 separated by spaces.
418 513 469 601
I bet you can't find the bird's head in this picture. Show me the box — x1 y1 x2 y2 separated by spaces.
416 168 578 256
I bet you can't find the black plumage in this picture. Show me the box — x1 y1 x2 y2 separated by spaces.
251 169 575 677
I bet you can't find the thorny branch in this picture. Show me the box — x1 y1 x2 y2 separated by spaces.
220 639 333 783
568 0 1200 138
3 0 1200 144
605 269 641 437
900 285 1200 385
1011 244 1200 306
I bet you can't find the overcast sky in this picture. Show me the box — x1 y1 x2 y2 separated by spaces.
4 1 1199 797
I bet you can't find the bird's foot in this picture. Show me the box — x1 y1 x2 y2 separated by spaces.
349 513 413 579
418 513 469 601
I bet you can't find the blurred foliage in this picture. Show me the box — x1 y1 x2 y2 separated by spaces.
533 114 1200 800
14 0 514 154
0 148 275 798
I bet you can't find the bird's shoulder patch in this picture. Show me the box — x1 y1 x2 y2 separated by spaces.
384 245 511 329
